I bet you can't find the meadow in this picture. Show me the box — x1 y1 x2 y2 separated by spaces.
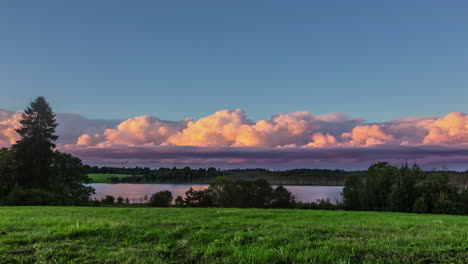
0 207 467 263
88 174 130 183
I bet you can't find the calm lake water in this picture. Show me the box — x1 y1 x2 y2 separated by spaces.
90 184 343 203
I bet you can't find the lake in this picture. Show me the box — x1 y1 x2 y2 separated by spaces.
90 184 343 203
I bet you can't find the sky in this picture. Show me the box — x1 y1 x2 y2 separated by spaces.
1 1 468 169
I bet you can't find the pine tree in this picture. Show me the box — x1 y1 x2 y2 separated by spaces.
13 96 58 189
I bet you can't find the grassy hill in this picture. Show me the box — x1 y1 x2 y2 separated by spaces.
0 207 466 263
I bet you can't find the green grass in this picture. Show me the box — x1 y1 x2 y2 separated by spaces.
0 207 467 263
88 174 129 183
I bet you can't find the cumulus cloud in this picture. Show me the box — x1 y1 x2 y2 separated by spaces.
341 125 394 146
56 113 120 144
422 112 468 144
307 133 338 148
3 108 468 149
0 110 120 147
3 107 468 167
0 110 21 147
167 110 361 148
71 110 468 148
78 115 189 147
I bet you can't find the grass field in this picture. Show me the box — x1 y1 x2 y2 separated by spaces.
0 207 467 263
88 174 129 183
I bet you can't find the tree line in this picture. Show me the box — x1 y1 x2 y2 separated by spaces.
343 162 468 215
89 165 468 187
95 177 296 209
95 162 468 215
88 166 354 185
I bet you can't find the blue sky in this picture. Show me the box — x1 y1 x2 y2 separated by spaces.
1 1 467 122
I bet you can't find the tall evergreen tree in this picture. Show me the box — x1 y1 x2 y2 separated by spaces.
13 97 58 189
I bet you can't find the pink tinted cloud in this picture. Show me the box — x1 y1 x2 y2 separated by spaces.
77 115 188 147
2 109 468 149
3 108 468 168
0 110 21 147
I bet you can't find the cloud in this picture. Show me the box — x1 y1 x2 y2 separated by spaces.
63 145 468 170
74 110 468 149
85 109 360 148
422 112 468 144
3 109 468 149
77 115 189 147
341 125 394 146
56 113 121 144
0 110 21 147
0 110 120 147
3 107 468 168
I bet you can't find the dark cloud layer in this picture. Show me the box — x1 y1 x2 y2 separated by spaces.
64 145 468 170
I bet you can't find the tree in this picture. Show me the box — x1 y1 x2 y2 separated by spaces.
388 164 422 212
364 162 396 211
184 187 213 207
148 190 173 207
271 185 296 209
174 195 185 207
49 151 94 205
413 172 459 214
342 162 466 215
342 174 364 210
13 97 58 189
208 177 241 207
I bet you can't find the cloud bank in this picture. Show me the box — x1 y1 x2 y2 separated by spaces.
73 109 468 148
2 108 468 169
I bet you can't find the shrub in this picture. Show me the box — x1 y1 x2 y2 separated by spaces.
413 197 428 214
101 195 115 205
174 195 185 207
109 176 120 183
6 187 60 206
184 188 213 207
148 190 173 207
116 196 125 205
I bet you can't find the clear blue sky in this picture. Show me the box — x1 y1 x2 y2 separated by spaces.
1 1 467 122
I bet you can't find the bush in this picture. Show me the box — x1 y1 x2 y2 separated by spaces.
109 176 120 183
180 178 295 209
174 195 185 207
184 188 213 207
101 195 115 205
116 196 125 205
413 197 428 214
148 190 173 207
6 187 61 206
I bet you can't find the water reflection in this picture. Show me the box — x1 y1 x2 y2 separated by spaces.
90 184 343 203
